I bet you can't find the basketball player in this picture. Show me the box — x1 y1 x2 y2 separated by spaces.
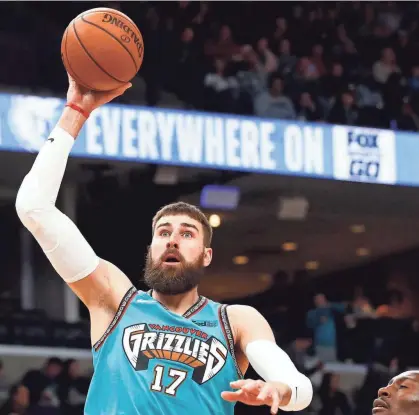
15 75 313 414
373 370 419 414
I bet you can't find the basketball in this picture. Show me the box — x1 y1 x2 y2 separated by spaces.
61 8 144 91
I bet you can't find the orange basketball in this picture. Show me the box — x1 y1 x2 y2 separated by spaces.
61 7 144 91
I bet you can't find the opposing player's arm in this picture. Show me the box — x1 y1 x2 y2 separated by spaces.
227 305 313 411
15 92 132 317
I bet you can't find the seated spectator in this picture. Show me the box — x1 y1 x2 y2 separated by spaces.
408 64 419 91
372 47 401 84
319 373 353 415
383 71 405 121
296 91 323 122
328 89 359 126
358 4 376 37
235 46 268 114
376 290 405 319
255 37 278 74
310 44 327 77
272 17 288 43
21 358 62 409
276 39 298 77
355 72 384 109
394 30 413 74
332 24 356 59
345 288 376 330
204 25 241 61
352 287 375 317
395 99 419 132
170 27 203 107
203 59 238 113
0 361 9 400
287 333 324 378
296 56 320 83
58 360 89 415
254 74 296 120
321 62 347 99
0 384 29 415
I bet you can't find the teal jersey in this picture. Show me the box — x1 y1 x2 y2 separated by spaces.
84 287 243 414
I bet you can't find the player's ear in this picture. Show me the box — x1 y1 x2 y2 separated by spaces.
203 248 212 267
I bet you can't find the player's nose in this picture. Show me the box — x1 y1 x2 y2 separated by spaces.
166 240 179 250
378 386 390 398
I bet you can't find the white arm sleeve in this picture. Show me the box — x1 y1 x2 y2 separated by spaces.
246 339 313 412
15 126 99 282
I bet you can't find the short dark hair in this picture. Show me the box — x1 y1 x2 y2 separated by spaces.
46 357 62 367
152 202 213 247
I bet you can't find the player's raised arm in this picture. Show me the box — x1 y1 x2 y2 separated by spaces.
15 75 133 316
223 305 313 413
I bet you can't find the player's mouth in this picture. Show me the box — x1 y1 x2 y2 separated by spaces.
162 254 181 265
373 398 389 413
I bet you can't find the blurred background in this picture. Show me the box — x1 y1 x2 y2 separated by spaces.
1 1 419 414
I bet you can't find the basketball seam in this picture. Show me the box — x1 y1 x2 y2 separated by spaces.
81 9 141 34
80 15 138 72
64 26 96 90
72 19 127 84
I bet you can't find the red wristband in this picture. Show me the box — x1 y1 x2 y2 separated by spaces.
65 102 90 118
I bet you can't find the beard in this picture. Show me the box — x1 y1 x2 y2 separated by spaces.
143 247 205 295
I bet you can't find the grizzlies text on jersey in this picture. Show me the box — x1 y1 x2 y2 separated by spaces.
85 288 243 414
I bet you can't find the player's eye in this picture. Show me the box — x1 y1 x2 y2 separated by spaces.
160 230 170 237
399 384 408 389
183 232 192 238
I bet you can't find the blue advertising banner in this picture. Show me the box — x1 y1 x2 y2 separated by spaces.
1 92 417 186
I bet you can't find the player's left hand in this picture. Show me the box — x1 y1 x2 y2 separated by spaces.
221 379 291 414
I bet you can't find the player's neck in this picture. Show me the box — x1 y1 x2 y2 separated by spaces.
152 288 200 315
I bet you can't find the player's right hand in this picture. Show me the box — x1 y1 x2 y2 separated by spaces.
66 73 131 115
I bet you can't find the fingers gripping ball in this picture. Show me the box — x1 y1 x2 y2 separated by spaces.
61 7 144 91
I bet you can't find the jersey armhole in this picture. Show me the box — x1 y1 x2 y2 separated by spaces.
93 286 137 352
218 304 244 379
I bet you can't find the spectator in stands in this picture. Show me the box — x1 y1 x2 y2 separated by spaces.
21 357 62 410
296 92 323 122
372 47 401 84
254 73 296 120
321 62 347 99
58 359 89 415
318 373 353 415
408 64 419 92
355 71 384 113
309 44 326 78
0 361 9 400
395 99 419 132
235 45 268 114
327 89 359 126
376 290 405 319
171 27 202 107
276 39 297 78
204 25 241 62
353 288 374 314
306 293 346 362
287 334 323 379
203 59 238 113
394 30 413 74
255 38 278 74
0 384 29 415
272 17 288 43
